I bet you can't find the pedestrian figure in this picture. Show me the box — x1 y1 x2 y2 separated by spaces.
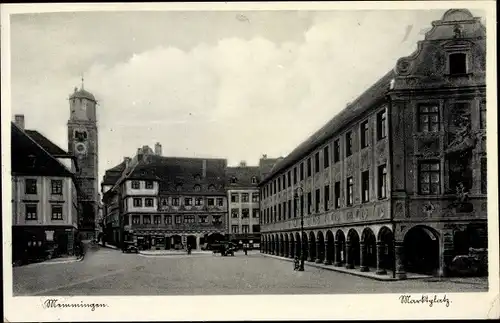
243 245 248 256
293 256 300 271
187 244 192 255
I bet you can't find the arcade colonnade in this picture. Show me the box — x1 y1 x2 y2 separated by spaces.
261 226 396 276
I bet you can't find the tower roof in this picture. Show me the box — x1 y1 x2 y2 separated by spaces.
69 87 96 102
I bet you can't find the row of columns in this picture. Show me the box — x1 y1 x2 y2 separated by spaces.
261 238 407 279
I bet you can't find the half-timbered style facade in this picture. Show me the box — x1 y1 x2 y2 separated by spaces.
259 9 487 279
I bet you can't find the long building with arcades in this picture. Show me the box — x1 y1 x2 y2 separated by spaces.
259 9 487 279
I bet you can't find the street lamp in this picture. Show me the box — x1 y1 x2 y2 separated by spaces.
294 186 305 271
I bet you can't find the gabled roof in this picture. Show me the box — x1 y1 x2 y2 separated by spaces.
226 166 260 188
261 69 395 184
11 122 74 178
24 130 72 157
101 160 127 186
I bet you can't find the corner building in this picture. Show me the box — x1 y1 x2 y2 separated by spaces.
102 145 228 250
260 9 487 279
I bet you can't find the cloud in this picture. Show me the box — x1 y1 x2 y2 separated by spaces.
11 9 461 182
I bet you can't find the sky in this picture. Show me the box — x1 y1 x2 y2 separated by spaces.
9 8 485 184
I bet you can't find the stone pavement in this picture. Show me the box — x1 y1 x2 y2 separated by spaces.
12 246 488 296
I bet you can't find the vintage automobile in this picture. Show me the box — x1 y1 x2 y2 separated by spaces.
122 242 139 254
211 242 237 256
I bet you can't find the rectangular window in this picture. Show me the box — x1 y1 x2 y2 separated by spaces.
172 197 179 206
334 139 340 163
324 185 330 211
293 199 297 217
143 215 151 224
154 215 161 224
315 152 320 173
377 110 387 140
283 202 287 219
480 101 486 129
132 216 140 224
481 158 487 194
273 180 277 194
145 198 154 207
252 225 260 233
51 180 63 195
419 161 441 195
300 163 304 181
346 177 354 206
25 204 37 220
361 171 370 203
25 179 37 195
241 193 249 202
307 192 312 214
449 52 467 75
184 198 192 206
242 225 249 234
252 193 259 202
273 205 277 222
418 104 439 132
217 198 224 206
315 189 320 213
175 215 182 224
195 198 203 206
232 225 239 234
293 167 297 184
287 171 291 187
345 132 353 157
131 181 140 189
165 215 172 224
278 204 282 221
231 209 239 218
323 146 330 168
207 198 214 206
288 200 292 218
334 181 341 208
278 177 281 191
252 208 259 218
378 164 388 199
133 198 142 207
231 193 239 203
360 120 369 149
242 208 249 218
145 181 154 189
307 158 312 177
199 216 208 223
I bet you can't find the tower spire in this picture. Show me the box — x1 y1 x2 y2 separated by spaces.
81 74 85 90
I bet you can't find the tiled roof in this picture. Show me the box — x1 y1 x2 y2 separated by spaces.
226 166 260 188
109 155 228 195
11 123 74 178
24 130 71 157
261 69 395 184
101 160 127 186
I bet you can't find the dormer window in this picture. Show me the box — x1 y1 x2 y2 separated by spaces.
251 176 258 184
194 174 201 181
449 53 467 75
131 181 140 189
208 184 216 191
194 184 201 192
176 184 183 192
230 177 237 184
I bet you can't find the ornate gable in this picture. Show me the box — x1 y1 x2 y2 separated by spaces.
392 9 486 91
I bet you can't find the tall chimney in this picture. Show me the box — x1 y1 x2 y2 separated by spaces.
202 159 207 178
155 142 162 156
124 157 131 168
14 114 25 130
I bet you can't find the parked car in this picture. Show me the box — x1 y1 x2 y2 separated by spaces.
122 242 139 254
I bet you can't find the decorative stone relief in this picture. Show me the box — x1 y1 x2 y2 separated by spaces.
396 58 412 75
355 209 361 220
394 202 404 219
360 149 370 169
361 208 369 220
346 211 354 221
422 202 435 217
334 213 341 222
378 206 385 218
417 137 440 156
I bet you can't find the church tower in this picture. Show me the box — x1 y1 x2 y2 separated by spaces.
67 80 99 239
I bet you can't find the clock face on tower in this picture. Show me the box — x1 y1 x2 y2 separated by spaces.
75 142 87 157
